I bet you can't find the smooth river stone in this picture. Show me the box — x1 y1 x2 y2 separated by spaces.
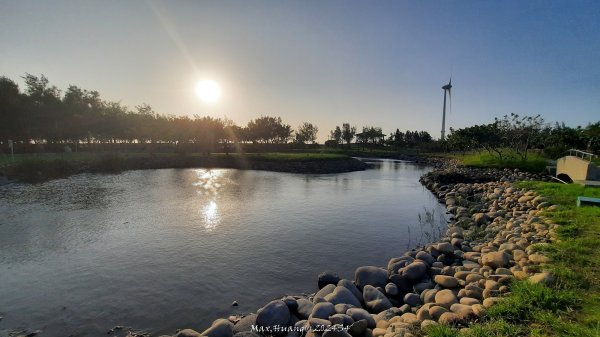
325 286 362 308
363 285 393 313
257 300 291 332
355 266 388 289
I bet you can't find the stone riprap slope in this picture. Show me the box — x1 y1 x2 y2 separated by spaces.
171 167 556 337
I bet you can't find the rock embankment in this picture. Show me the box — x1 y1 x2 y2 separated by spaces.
168 167 557 337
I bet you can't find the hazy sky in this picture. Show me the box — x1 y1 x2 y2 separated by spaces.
1 1 599 141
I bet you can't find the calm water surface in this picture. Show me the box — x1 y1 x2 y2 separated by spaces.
0 160 446 336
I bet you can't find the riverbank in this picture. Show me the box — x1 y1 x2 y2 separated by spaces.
158 165 587 337
0 152 369 182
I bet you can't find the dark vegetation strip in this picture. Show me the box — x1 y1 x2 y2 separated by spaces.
0 152 368 182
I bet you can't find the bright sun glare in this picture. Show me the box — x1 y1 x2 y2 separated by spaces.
195 80 221 103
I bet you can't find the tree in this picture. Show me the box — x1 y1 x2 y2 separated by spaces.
341 123 356 147
495 114 544 160
295 122 319 144
329 126 342 145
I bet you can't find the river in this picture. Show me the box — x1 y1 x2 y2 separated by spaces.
0 159 446 336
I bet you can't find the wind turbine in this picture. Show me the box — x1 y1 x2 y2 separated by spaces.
440 77 452 141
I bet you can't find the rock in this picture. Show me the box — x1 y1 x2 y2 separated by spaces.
363 285 393 313
348 319 368 336
355 266 388 289
308 317 332 329
529 254 551 264
436 242 455 255
416 251 435 266
482 297 503 308
465 274 484 283
202 319 234 337
434 289 458 309
401 261 428 281
518 195 535 203
323 326 352 337
233 314 258 334
296 298 314 319
450 304 474 319
399 312 419 325
256 300 291 333
283 297 299 312
329 314 354 326
389 274 413 293
233 332 261 337
529 272 555 285
428 306 448 320
387 256 415 275
335 303 354 314
421 319 438 329
374 307 400 322
481 251 511 268
176 329 203 337
311 302 336 319
325 286 363 308
459 297 480 306
413 279 435 293
473 213 490 225
433 275 460 288
421 289 438 304
372 327 387 337
338 279 365 304
438 312 463 325
403 293 421 307
319 272 341 289
384 283 399 297
314 284 337 301
346 308 376 329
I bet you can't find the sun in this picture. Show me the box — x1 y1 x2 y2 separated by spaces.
195 80 221 103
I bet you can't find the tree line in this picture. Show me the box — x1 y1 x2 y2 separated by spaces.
0 74 321 152
0 74 435 153
447 113 600 159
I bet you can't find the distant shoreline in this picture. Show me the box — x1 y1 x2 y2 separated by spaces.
0 153 371 183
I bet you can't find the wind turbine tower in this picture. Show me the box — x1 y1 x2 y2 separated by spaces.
441 78 452 141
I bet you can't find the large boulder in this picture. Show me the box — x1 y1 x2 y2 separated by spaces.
202 319 234 337
325 286 362 308
355 266 388 289
256 300 291 334
362 285 392 313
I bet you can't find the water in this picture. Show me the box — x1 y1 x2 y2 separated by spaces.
0 159 446 336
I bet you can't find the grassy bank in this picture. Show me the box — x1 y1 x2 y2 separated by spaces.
451 151 549 173
0 152 361 182
425 181 600 337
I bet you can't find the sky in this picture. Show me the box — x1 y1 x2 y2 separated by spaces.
1 0 599 141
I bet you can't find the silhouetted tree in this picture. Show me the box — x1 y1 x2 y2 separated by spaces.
295 122 319 144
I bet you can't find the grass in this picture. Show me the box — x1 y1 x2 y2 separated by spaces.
426 181 600 337
452 151 549 173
